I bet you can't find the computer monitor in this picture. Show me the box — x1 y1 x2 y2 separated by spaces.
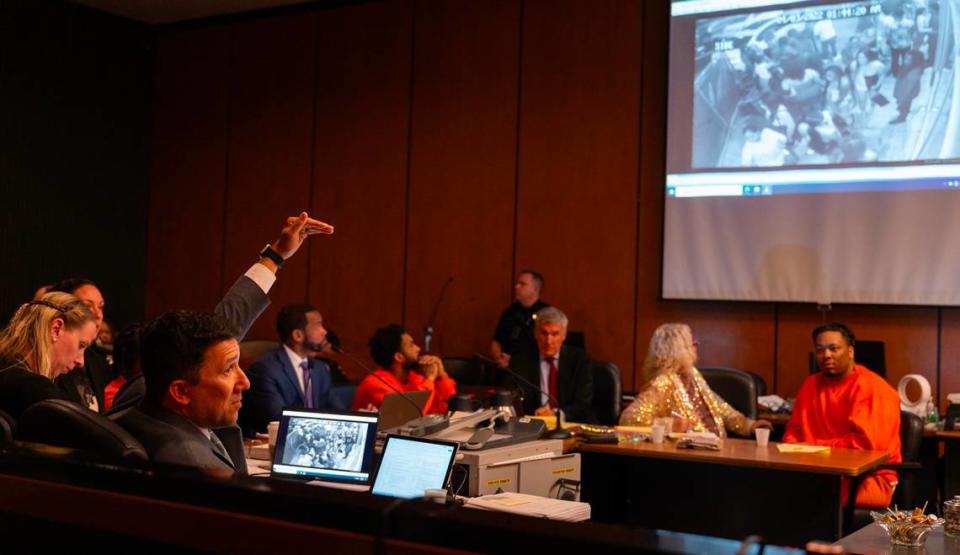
371 435 459 499
271 408 379 485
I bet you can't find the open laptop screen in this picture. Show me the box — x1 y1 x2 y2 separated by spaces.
371 435 459 499
272 409 379 484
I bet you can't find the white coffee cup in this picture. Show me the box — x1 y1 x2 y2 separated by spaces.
755 427 770 447
651 423 666 444
267 421 280 449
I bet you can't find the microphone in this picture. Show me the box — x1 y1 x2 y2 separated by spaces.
474 353 572 440
330 336 448 434
424 276 454 353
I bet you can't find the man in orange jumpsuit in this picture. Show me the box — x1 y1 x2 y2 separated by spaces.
351 324 456 415
784 322 901 509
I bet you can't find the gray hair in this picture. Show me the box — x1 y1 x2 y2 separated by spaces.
535 306 568 329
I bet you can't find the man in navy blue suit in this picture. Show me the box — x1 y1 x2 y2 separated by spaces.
241 304 346 436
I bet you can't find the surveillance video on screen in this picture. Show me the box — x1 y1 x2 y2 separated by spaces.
662 0 960 306
667 0 960 198
281 417 368 472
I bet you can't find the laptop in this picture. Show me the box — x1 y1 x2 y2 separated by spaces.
378 390 431 431
271 408 379 490
370 434 460 499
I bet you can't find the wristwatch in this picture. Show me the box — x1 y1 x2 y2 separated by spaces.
259 243 284 268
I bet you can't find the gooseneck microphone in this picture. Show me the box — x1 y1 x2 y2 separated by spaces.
325 331 425 418
473 353 572 440
424 276 454 353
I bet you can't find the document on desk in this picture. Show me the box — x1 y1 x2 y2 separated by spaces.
463 492 590 522
776 444 830 454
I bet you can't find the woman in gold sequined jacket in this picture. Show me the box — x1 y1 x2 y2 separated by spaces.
619 323 770 438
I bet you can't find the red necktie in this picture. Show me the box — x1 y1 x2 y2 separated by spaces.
547 357 559 409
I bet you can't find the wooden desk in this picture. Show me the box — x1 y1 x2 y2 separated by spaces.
578 438 889 547
836 522 960 554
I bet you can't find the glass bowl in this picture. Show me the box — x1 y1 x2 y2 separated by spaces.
870 511 944 547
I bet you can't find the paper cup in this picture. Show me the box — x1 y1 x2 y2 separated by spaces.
755 427 770 447
267 421 280 458
651 423 666 444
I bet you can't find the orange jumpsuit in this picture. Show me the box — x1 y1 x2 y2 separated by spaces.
784 364 901 509
350 368 457 415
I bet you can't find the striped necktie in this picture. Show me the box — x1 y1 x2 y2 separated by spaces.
300 359 314 409
209 432 234 468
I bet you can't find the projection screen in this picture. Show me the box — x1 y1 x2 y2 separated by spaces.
662 0 960 305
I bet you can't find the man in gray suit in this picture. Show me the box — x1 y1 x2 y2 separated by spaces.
116 212 333 473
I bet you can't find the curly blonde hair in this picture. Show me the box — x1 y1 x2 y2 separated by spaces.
0 292 95 379
641 323 696 382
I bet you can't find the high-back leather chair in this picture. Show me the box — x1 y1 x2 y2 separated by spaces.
0 408 15 442
591 360 622 426
442 356 490 386
844 410 924 534
19 399 148 462
698 367 758 420
239 339 277 371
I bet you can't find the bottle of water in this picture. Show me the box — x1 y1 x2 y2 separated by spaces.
927 399 939 429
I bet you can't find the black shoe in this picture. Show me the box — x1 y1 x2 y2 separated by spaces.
890 116 907 124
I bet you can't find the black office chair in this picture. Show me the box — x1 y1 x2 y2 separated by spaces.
591 360 622 426
698 367 759 420
844 410 925 534
0 408 15 442
564 331 586 351
442 356 490 386
19 399 148 462
746 370 767 397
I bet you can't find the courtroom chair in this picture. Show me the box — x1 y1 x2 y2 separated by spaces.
591 360 622 426
0 408 15 442
239 339 277 371
844 410 924 534
564 331 586 351
442 356 490 386
747 370 767 397
698 367 758 420
19 399 148 462
809 340 886 378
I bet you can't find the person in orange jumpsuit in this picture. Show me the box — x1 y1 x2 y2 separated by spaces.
351 324 456 415
784 322 901 509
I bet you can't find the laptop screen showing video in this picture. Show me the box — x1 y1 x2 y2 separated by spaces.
371 435 459 499
272 409 379 484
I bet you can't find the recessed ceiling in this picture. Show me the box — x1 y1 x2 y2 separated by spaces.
70 0 315 24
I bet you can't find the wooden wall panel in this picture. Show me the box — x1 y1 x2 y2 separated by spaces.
516 0 641 375
145 0 949 394
309 0 412 375
221 13 316 340
776 305 937 398
146 28 231 318
403 0 520 357
941 309 958 410
633 0 775 393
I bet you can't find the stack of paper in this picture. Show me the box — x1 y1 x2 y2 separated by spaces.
463 492 590 522
777 443 830 454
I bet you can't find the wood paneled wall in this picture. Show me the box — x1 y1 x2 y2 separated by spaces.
146 0 949 403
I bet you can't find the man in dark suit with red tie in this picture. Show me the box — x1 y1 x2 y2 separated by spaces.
507 307 596 424
241 304 346 436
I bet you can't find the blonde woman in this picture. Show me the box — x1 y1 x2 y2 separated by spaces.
0 293 97 419
619 323 770 437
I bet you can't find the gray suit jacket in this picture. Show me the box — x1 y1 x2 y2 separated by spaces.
108 273 269 416
117 404 246 473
